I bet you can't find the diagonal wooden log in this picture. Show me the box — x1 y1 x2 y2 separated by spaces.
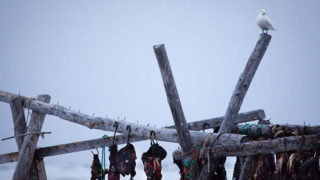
13 94 50 180
10 96 41 180
229 33 271 180
154 44 193 153
200 33 272 180
219 33 272 133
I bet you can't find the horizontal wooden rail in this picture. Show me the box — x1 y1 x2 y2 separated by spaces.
172 134 320 159
0 90 247 147
166 109 265 131
1 123 318 164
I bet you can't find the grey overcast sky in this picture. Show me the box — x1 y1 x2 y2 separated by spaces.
1 0 320 179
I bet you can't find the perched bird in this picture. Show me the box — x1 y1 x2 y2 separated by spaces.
256 9 276 33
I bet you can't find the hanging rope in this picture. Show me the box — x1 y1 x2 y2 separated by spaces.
182 146 200 180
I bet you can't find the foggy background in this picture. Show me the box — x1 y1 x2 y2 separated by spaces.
1 0 320 179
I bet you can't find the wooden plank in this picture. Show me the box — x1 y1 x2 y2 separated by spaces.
166 109 265 131
13 95 51 180
153 44 193 153
0 91 246 147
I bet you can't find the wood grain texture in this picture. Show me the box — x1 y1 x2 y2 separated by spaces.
10 96 40 180
166 109 265 131
10 96 27 151
0 91 246 148
219 33 272 134
153 44 193 152
13 95 50 180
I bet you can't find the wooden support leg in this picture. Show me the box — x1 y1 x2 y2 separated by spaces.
10 96 40 180
12 94 50 180
205 33 272 180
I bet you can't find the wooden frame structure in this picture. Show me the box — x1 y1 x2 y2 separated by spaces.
0 33 319 180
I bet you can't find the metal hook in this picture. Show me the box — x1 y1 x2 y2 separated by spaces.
126 125 131 144
91 148 99 155
112 122 118 145
203 123 209 132
150 131 157 145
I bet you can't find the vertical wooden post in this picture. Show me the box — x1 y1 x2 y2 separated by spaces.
153 44 193 153
10 96 27 151
10 96 39 180
13 94 50 180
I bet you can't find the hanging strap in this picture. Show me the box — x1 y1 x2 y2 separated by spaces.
101 134 108 180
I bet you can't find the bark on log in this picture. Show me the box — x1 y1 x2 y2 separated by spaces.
13 95 50 180
154 44 193 153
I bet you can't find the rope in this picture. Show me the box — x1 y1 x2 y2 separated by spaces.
182 146 200 180
101 135 108 180
247 124 256 138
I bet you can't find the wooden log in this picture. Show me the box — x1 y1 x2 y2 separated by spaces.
35 158 46 180
220 33 271 180
153 44 193 153
233 124 320 138
13 95 51 180
0 135 145 164
219 33 272 133
170 135 320 161
0 91 246 147
166 109 265 131
10 96 41 180
10 96 27 151
211 134 320 157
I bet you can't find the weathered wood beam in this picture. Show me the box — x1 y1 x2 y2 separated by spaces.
0 123 317 164
233 124 320 138
212 134 320 156
0 91 246 147
13 95 51 180
0 135 145 164
219 33 271 180
172 134 320 159
154 44 193 153
166 109 265 131
10 96 41 180
10 96 27 151
219 33 272 133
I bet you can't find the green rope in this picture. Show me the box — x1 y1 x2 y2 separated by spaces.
257 123 264 137
184 145 201 180
101 135 108 180
241 124 249 135
247 124 255 138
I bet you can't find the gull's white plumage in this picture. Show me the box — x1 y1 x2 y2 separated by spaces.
256 9 276 33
